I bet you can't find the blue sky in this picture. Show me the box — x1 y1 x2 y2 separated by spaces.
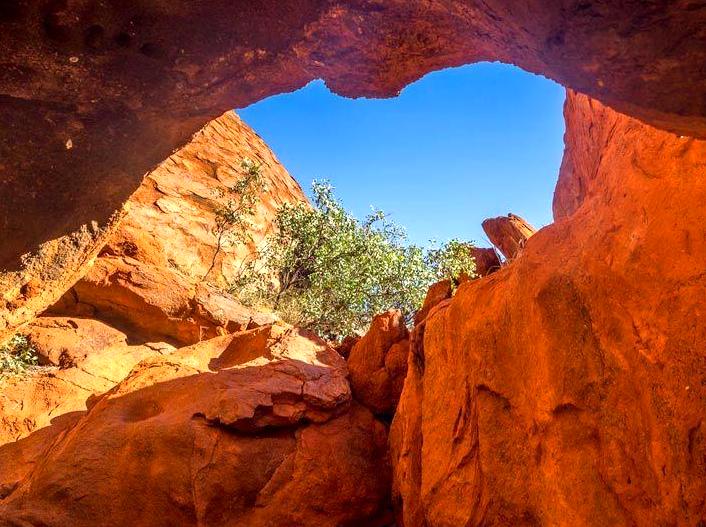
238 62 565 247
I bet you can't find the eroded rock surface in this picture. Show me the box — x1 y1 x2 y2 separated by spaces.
0 325 392 526
348 310 410 416
482 213 536 260
390 91 706 526
414 280 452 326
0 109 304 342
46 111 302 344
469 247 501 277
0 315 182 446
102 111 306 287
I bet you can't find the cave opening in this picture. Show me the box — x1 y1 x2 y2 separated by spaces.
237 62 565 248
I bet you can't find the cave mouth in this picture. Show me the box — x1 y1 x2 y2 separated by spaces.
237 62 566 247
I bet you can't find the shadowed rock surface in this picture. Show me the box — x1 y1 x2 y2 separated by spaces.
469 247 501 277
1 318 176 434
348 310 410 416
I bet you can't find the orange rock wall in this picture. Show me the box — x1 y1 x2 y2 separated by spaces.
390 91 706 525
0 326 392 526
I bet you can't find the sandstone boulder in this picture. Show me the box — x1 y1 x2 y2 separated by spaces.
0 316 177 449
481 213 536 259
414 279 452 326
469 247 501 277
0 324 392 526
51 256 276 346
348 310 410 416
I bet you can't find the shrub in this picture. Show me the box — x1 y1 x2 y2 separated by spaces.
426 238 478 285
204 158 266 279
0 334 38 379
229 179 477 340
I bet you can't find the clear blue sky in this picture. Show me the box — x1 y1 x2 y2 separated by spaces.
238 62 565 247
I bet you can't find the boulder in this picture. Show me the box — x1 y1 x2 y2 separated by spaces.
481 213 536 259
51 256 276 346
469 247 501 277
348 310 410 416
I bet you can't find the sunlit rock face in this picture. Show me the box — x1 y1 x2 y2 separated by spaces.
390 91 706 526
3 0 706 338
47 111 304 345
0 110 394 525
482 214 536 260
0 109 305 342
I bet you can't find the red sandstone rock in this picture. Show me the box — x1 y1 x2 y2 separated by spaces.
414 279 452 326
335 335 360 359
51 256 275 346
348 310 410 416
104 111 306 287
0 324 391 526
46 112 301 344
469 247 501 277
481 213 536 259
390 92 706 525
0 316 177 449
2 6 706 524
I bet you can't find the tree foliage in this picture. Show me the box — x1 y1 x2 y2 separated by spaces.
205 158 266 280
229 179 477 340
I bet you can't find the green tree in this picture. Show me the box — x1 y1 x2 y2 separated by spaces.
231 180 477 340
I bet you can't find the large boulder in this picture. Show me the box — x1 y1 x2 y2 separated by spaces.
469 247 501 277
481 213 536 260
348 310 410 416
50 256 276 346
390 91 706 525
0 324 392 526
